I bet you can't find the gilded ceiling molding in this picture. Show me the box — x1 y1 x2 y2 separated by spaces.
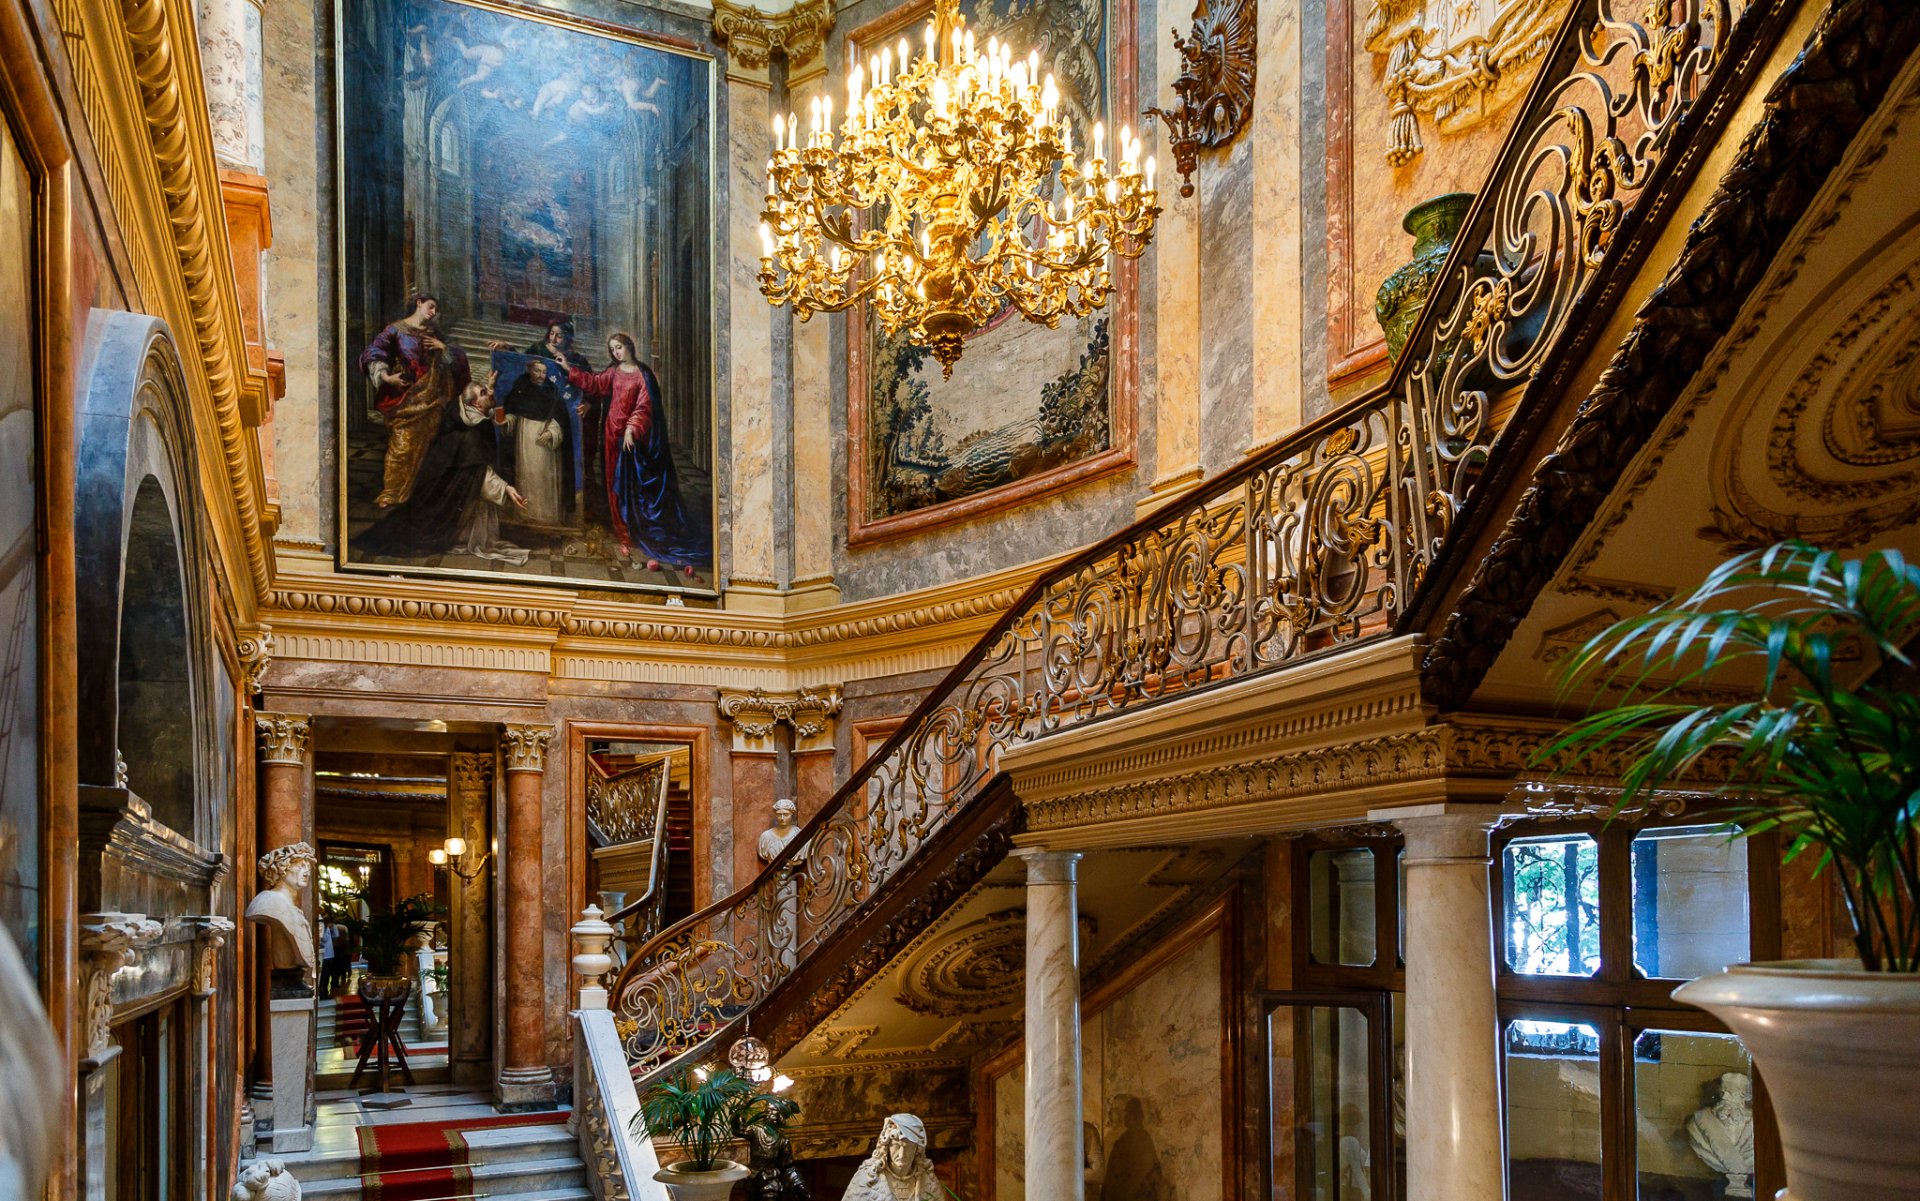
1422 0 1920 710
1146 0 1257 197
115 0 272 605
718 685 844 753
712 0 835 85
502 724 555 774
1362 0 1571 166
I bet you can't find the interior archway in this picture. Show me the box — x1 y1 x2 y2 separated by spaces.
116 473 194 836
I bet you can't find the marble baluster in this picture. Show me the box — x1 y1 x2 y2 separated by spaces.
1018 848 1086 1201
1376 803 1508 1201
498 724 557 1110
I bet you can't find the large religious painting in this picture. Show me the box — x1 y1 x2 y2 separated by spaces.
847 0 1136 544
1326 0 1570 384
337 0 717 593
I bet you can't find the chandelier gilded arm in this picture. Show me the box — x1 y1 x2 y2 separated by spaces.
757 0 1158 375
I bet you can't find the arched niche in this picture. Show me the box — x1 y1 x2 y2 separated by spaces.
74 311 218 844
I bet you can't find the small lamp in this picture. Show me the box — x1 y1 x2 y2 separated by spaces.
431 836 488 882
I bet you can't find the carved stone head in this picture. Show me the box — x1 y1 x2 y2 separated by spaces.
257 842 315 890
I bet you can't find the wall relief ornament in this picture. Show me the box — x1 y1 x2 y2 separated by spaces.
79 913 164 1059
237 625 274 695
896 907 1096 1017
1145 0 1257 197
1363 0 1571 166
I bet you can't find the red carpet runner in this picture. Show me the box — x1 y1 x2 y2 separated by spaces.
355 1112 566 1201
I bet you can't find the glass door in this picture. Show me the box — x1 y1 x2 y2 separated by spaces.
1265 992 1397 1201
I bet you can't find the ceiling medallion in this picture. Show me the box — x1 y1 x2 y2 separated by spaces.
757 0 1160 376
1145 0 1257 197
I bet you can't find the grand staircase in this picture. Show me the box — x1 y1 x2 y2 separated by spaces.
589 0 1801 1094
277 1095 589 1201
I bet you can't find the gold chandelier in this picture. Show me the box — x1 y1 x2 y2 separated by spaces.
757 0 1159 376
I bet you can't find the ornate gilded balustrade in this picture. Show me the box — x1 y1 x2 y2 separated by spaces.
609 0 1765 1079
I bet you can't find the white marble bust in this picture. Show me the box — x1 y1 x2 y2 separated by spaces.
757 798 802 865
245 842 316 984
843 1114 941 1201
1685 1071 1755 1198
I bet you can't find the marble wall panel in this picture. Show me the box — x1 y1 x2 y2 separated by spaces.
264 0 325 544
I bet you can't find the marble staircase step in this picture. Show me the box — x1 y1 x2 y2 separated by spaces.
299 1154 588 1201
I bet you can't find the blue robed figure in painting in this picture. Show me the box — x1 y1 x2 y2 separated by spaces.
566 332 710 575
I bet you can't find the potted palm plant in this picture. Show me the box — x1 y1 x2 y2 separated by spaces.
1541 541 1920 1201
344 893 442 1003
638 1068 784 1200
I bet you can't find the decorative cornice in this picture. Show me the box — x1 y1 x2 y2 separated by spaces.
502 724 554 774
237 624 273 694
717 685 844 753
254 713 311 766
1422 0 1920 709
711 0 834 83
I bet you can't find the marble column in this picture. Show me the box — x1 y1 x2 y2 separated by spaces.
196 0 266 170
785 49 837 606
1018 849 1085 1201
1143 29 1204 514
252 714 311 1126
447 750 494 1088
1248 0 1304 448
1376 803 1507 1201
498 724 556 1110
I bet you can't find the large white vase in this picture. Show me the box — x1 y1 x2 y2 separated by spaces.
653 1160 748 1201
1674 960 1920 1201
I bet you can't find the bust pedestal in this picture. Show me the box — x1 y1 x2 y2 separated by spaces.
267 996 315 1152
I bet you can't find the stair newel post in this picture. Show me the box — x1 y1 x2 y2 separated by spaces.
572 905 616 1011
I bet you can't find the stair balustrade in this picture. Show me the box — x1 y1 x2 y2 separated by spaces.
606 0 1771 1083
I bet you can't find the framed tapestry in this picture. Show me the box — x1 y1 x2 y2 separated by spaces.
336 0 717 594
845 0 1138 546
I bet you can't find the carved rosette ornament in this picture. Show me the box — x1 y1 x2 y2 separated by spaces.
712 0 834 83
502 724 554 774
1146 0 1257 197
237 625 274 695
1363 0 1572 167
254 714 311 766
80 913 164 1060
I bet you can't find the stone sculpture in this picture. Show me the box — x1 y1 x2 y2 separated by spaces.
842 1113 942 1201
246 842 317 995
231 1158 302 1201
1685 1071 1755 1199
757 798 802 865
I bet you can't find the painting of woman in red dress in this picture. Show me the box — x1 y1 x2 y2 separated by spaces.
567 333 710 574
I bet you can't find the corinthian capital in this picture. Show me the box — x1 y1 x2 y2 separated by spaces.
501 724 554 774
254 714 312 766
450 751 495 794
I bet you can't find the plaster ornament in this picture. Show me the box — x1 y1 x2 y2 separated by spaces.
231 1158 302 1201
246 842 317 992
842 1114 941 1201
1685 1071 1755 1198
758 799 802 865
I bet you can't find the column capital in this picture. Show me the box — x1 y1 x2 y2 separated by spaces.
501 724 554 774
718 684 842 753
449 750 495 793
1013 847 1082 886
711 0 833 87
1371 802 1517 864
254 714 312 766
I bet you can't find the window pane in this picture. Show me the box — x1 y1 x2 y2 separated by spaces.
1506 1019 1603 1201
1634 1029 1754 1200
1631 826 1750 980
1309 848 1378 967
1269 1004 1374 1200
1504 835 1600 976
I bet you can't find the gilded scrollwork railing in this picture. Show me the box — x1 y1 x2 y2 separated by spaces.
610 0 1762 1079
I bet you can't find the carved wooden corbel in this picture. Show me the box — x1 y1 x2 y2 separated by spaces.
1146 0 1257 197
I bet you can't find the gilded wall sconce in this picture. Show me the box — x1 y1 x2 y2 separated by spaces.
1146 0 1258 197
